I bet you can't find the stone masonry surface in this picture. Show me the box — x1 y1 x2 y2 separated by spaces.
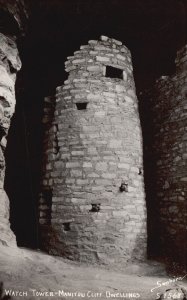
146 45 187 267
40 36 147 265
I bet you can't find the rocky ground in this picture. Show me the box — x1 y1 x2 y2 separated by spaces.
0 245 187 300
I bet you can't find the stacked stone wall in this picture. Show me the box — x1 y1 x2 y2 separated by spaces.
40 36 147 265
147 45 187 267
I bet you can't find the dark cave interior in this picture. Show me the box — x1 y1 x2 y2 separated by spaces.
4 0 187 254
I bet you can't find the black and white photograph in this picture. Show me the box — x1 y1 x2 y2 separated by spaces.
0 0 187 299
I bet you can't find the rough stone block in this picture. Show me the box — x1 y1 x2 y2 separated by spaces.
96 56 110 62
95 162 108 171
66 162 81 168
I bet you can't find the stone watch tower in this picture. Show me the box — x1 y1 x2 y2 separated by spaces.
40 36 147 265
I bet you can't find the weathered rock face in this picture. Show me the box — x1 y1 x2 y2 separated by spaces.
146 45 187 267
39 36 147 265
0 0 27 247
0 33 21 246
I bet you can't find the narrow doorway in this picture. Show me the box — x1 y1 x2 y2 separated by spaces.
4 97 40 249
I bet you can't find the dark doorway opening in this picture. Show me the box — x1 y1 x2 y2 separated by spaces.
4 91 43 249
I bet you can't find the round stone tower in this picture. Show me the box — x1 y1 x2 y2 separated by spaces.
39 36 147 265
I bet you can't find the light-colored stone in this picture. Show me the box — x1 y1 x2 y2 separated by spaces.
40 36 146 265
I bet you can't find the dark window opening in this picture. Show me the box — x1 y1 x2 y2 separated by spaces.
89 204 101 213
119 182 128 192
106 66 123 79
76 102 88 110
63 222 71 231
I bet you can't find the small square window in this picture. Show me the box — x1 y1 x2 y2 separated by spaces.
76 102 88 110
106 66 123 79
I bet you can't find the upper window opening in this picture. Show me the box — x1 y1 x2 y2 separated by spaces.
106 66 123 79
